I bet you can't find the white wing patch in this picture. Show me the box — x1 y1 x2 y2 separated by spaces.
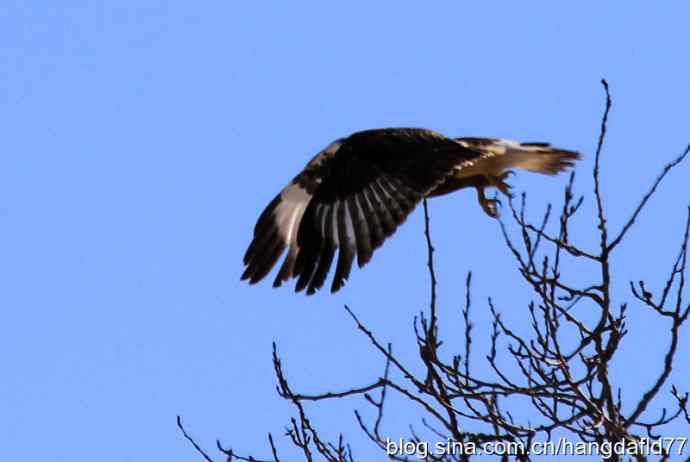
275 184 311 245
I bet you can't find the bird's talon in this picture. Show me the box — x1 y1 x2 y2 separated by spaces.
498 183 513 198
493 171 514 198
479 196 501 218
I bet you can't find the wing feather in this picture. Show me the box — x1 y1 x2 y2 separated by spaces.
368 179 398 236
358 188 385 249
242 128 478 294
455 138 581 178
332 198 356 292
306 204 338 294
348 195 373 267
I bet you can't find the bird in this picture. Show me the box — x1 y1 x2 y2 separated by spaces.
242 127 581 295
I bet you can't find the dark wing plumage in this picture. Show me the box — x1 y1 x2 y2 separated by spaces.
241 128 477 294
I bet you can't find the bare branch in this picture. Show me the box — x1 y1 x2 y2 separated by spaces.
177 416 216 462
593 78 612 253
609 144 690 251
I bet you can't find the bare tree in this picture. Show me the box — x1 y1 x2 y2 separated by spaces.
179 81 690 462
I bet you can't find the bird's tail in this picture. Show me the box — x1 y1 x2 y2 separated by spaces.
455 138 582 177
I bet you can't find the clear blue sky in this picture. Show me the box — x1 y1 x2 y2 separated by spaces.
2 1 689 461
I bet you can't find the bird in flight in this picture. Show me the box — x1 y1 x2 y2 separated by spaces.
242 128 581 295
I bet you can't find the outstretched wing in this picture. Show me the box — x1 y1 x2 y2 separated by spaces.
242 128 476 294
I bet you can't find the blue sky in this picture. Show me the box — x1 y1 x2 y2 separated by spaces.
1 1 689 461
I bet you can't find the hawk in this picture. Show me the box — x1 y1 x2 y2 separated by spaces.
242 128 581 294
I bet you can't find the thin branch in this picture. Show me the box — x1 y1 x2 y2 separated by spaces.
422 198 438 341
609 144 690 251
286 379 386 401
463 271 473 384
593 78 612 252
177 416 216 462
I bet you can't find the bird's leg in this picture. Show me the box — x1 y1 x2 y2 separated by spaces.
476 171 514 219
476 185 501 218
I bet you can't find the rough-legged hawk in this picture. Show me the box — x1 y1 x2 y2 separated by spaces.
242 128 581 294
